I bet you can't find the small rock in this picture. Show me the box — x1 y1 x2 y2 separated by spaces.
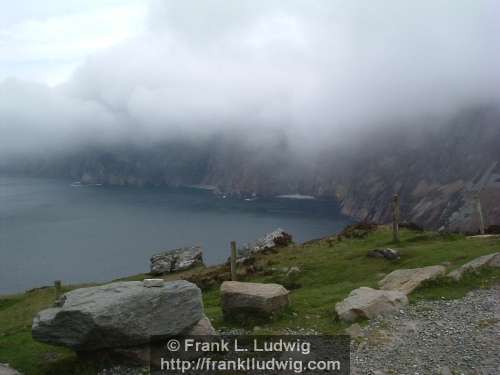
284 266 302 289
367 248 400 260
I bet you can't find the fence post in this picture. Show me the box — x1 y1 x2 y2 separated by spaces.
475 193 485 235
54 280 62 299
392 193 400 243
230 241 237 281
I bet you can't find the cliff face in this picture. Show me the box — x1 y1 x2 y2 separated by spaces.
327 108 500 231
5 107 500 231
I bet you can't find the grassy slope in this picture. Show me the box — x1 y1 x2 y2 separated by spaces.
1 227 499 374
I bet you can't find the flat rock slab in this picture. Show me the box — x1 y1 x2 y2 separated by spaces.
448 252 500 281
466 234 500 239
220 281 289 318
150 246 203 275
335 287 408 322
0 364 22 375
378 265 446 295
32 280 203 351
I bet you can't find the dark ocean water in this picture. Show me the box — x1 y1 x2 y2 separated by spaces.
0 176 350 294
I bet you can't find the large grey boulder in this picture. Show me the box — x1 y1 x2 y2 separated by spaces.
220 281 289 319
448 252 500 281
150 246 203 275
32 280 204 351
378 265 446 295
335 287 408 322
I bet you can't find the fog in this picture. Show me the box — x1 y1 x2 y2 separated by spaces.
1 0 500 158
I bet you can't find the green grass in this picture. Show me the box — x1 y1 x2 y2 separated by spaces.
1 226 499 374
204 227 500 333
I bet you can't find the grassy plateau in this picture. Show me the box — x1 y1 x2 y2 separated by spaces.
0 225 499 374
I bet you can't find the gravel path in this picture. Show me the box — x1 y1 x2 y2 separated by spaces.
351 285 500 375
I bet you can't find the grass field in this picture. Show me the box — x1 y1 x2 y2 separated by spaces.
1 226 499 374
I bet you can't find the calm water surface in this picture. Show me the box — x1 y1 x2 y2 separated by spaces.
0 176 350 294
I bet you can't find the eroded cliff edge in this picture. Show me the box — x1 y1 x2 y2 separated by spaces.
4 107 500 232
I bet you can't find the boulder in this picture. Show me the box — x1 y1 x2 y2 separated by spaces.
448 252 500 281
220 281 289 319
150 246 203 275
253 228 293 251
335 287 408 322
0 364 22 375
238 229 293 256
378 265 446 295
367 248 400 260
32 280 204 351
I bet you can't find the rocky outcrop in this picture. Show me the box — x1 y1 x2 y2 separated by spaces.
150 246 203 275
238 229 293 257
253 229 293 252
447 252 500 281
378 265 446 295
32 280 205 351
220 281 289 319
335 287 408 322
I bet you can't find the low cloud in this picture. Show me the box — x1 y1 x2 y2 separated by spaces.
1 0 500 158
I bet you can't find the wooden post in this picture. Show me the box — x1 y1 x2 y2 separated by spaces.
230 241 237 281
392 193 400 243
475 193 485 235
54 280 62 299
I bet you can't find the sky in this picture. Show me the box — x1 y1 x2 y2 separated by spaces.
1 0 500 157
0 0 147 85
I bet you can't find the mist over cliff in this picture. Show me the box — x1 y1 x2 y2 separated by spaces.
1 1 500 230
